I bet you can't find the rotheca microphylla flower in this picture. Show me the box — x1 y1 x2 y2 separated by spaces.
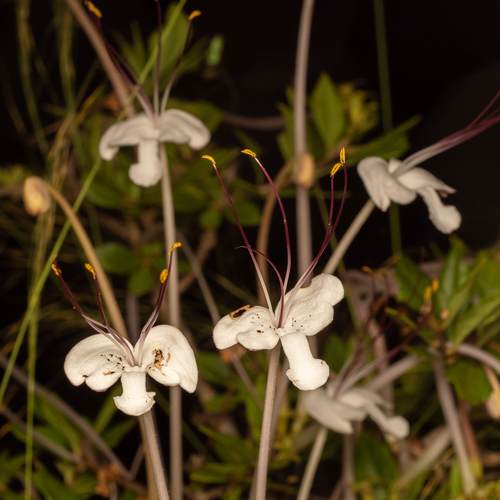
85 1 210 187
202 150 347 391
358 89 500 234
52 243 197 416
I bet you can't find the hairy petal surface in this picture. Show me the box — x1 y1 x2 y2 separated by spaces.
141 325 198 393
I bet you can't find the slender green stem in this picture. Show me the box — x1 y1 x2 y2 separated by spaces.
159 147 183 500
141 411 171 500
0 157 102 407
254 345 281 500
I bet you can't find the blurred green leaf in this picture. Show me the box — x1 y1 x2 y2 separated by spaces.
206 35 224 66
355 431 399 482
94 384 122 433
95 242 139 275
127 267 154 296
102 420 136 448
225 200 261 227
446 359 492 405
86 179 124 209
198 425 252 465
475 251 500 298
33 469 80 500
310 73 346 156
395 256 432 311
449 459 463 498
199 209 222 229
323 335 348 374
190 462 247 484
196 351 232 385
168 98 222 133
172 183 206 212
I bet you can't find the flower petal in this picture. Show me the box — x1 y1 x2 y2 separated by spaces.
303 389 365 434
114 369 155 416
415 186 461 234
99 114 158 161
364 402 410 439
213 306 277 350
280 333 329 390
64 334 133 391
159 109 211 150
358 157 416 211
398 167 455 194
140 325 198 393
128 140 163 187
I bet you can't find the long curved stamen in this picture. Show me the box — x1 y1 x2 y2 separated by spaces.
51 257 134 362
154 0 162 116
137 242 180 364
202 155 275 316
160 10 201 113
242 149 291 325
282 153 347 321
85 264 137 365
84 1 156 122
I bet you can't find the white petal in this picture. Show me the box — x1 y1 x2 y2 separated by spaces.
128 140 163 187
114 369 156 416
303 389 365 434
280 333 329 390
339 386 384 408
140 325 198 393
213 306 278 350
416 186 461 234
281 274 344 337
358 157 416 211
159 109 211 150
398 167 455 194
99 114 158 161
64 334 133 391
364 402 410 439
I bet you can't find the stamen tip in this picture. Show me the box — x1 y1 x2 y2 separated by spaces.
51 262 61 276
361 266 373 275
340 147 346 164
202 155 216 164
169 242 182 255
85 263 96 277
241 149 257 157
189 10 201 20
84 0 102 18
160 269 168 283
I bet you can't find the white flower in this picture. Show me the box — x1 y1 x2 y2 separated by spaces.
64 325 197 416
358 157 460 234
303 379 409 439
205 150 347 391
214 274 344 391
87 3 210 187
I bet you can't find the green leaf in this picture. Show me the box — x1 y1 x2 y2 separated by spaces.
168 97 222 133
86 179 124 209
196 351 232 386
225 200 261 227
435 237 467 315
190 462 247 484
322 335 348 374
172 184 207 213
93 384 123 434
395 256 432 311
450 290 500 347
446 359 492 405
127 267 154 296
206 34 224 66
199 209 222 229
475 252 500 298
198 425 252 465
102 420 136 448
310 73 346 155
33 469 80 500
95 242 139 275
354 431 399 482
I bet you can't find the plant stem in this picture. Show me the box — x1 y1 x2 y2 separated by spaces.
141 411 171 500
254 345 281 500
342 433 356 500
454 343 500 375
159 147 183 500
432 361 476 494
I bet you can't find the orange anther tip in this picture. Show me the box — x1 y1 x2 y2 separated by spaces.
361 266 373 275
51 263 61 276
241 149 256 157
340 147 346 164
85 263 96 275
330 162 342 177
432 279 439 292
169 242 182 255
189 10 201 20
160 269 168 283
202 155 216 164
84 1 102 18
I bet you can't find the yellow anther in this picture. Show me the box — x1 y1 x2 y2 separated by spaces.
85 263 96 276
432 279 439 293
160 269 168 283
330 162 342 178
189 10 201 20
361 266 373 275
202 155 216 164
169 242 182 255
51 263 61 276
241 149 257 157
424 285 432 302
340 147 346 164
84 1 102 18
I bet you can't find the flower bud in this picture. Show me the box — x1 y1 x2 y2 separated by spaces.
23 176 50 216
294 152 315 189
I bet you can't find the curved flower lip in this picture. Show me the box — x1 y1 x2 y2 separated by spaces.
64 325 198 416
358 156 461 234
303 381 410 439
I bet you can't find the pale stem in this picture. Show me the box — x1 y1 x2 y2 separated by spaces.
432 362 477 494
323 200 375 275
141 411 171 500
366 356 420 392
159 146 183 500
342 433 356 500
45 183 129 339
270 360 290 441
63 0 133 117
296 425 329 500
254 345 281 500
294 0 316 353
